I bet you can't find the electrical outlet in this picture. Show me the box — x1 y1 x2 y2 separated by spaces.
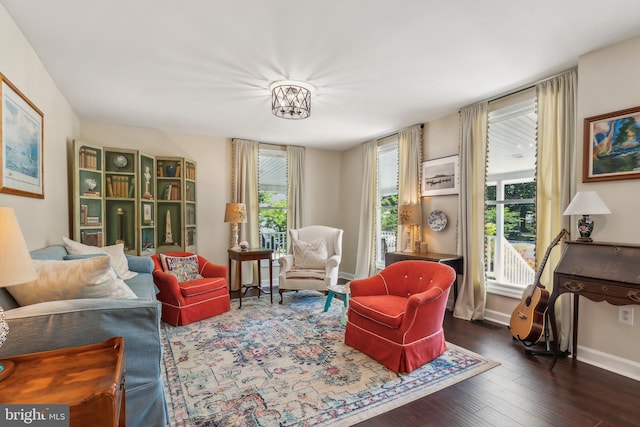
618 307 634 326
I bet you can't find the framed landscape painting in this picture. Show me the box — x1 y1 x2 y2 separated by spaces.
421 155 459 196
583 106 640 182
0 73 44 198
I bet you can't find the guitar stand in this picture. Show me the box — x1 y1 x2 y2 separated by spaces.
520 312 570 358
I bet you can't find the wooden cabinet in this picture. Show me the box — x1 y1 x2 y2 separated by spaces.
72 141 195 255
0 337 126 427
73 141 104 246
156 156 197 253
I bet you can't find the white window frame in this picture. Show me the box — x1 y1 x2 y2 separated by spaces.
375 136 399 270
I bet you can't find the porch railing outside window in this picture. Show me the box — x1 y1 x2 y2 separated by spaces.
485 235 535 286
260 230 287 259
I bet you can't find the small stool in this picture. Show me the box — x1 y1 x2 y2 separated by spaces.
324 284 350 325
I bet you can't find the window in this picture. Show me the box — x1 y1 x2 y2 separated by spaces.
485 89 537 297
258 146 288 258
375 136 399 269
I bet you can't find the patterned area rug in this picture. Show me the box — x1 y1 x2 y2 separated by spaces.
161 291 499 426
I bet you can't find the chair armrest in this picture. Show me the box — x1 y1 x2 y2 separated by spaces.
126 254 154 274
325 255 340 271
349 274 389 297
152 270 184 304
278 255 294 272
200 260 227 278
402 286 450 330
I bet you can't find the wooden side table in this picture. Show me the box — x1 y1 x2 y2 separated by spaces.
0 337 126 427
228 248 274 308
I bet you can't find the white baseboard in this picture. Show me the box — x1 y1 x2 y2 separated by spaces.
483 308 510 326
483 309 640 380
575 345 640 381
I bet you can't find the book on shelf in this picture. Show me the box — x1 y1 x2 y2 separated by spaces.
83 190 101 197
79 147 99 170
106 175 132 198
81 231 103 247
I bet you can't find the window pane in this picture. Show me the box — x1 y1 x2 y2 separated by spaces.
376 137 398 265
258 147 287 256
485 89 537 289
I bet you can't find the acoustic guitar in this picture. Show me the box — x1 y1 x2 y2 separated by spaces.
509 229 569 344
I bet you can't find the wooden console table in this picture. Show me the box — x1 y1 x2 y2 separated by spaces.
228 248 273 308
548 241 640 370
0 337 126 427
385 251 464 306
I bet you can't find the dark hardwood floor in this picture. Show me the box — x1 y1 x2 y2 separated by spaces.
357 312 640 427
234 288 640 426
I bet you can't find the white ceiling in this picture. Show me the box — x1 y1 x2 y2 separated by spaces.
2 0 640 151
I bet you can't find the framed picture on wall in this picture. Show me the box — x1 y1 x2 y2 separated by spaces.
421 155 459 196
0 73 44 198
583 105 640 182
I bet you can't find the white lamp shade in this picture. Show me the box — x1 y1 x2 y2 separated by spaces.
563 191 611 216
0 207 37 288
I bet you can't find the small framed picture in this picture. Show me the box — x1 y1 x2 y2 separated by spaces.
421 155 459 196
0 73 44 198
583 106 640 182
143 203 153 225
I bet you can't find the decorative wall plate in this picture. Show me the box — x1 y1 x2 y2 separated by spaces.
428 210 448 231
113 154 128 168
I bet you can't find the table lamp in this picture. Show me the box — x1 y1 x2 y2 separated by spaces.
563 191 611 242
224 203 247 250
399 204 421 252
0 207 37 381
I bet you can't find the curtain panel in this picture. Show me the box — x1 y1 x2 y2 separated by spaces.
287 145 305 230
455 102 488 321
398 125 423 251
535 69 577 351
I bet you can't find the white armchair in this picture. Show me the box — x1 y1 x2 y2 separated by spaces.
278 225 343 303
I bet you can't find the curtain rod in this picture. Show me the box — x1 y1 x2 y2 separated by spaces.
459 67 577 110
374 123 424 142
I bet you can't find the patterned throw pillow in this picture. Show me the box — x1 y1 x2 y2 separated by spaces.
7 256 136 306
62 237 138 280
292 238 328 269
160 254 203 282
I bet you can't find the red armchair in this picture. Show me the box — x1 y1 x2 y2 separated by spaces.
345 260 455 373
151 252 230 326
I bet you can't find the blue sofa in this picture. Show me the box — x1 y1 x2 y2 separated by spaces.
0 245 168 427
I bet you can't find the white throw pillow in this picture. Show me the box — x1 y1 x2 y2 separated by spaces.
63 237 137 279
292 238 328 269
7 256 136 306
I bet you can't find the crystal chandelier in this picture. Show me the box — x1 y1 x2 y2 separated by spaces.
270 81 312 119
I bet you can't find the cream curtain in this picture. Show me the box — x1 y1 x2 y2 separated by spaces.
354 140 377 278
398 125 423 250
231 138 260 290
287 145 305 230
535 69 577 351
454 102 488 321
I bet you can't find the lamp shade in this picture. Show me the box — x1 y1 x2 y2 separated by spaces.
0 207 37 288
224 203 247 224
563 191 611 216
399 205 421 225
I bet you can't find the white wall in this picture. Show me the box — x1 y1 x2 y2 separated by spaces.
573 35 640 369
0 5 79 250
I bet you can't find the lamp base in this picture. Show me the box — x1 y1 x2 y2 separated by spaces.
576 215 594 243
0 360 15 382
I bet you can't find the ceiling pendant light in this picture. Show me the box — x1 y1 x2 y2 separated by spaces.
270 80 313 119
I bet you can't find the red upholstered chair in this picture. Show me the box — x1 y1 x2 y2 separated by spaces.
151 252 230 326
345 260 455 373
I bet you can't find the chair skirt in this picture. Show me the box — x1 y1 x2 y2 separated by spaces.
344 311 447 373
